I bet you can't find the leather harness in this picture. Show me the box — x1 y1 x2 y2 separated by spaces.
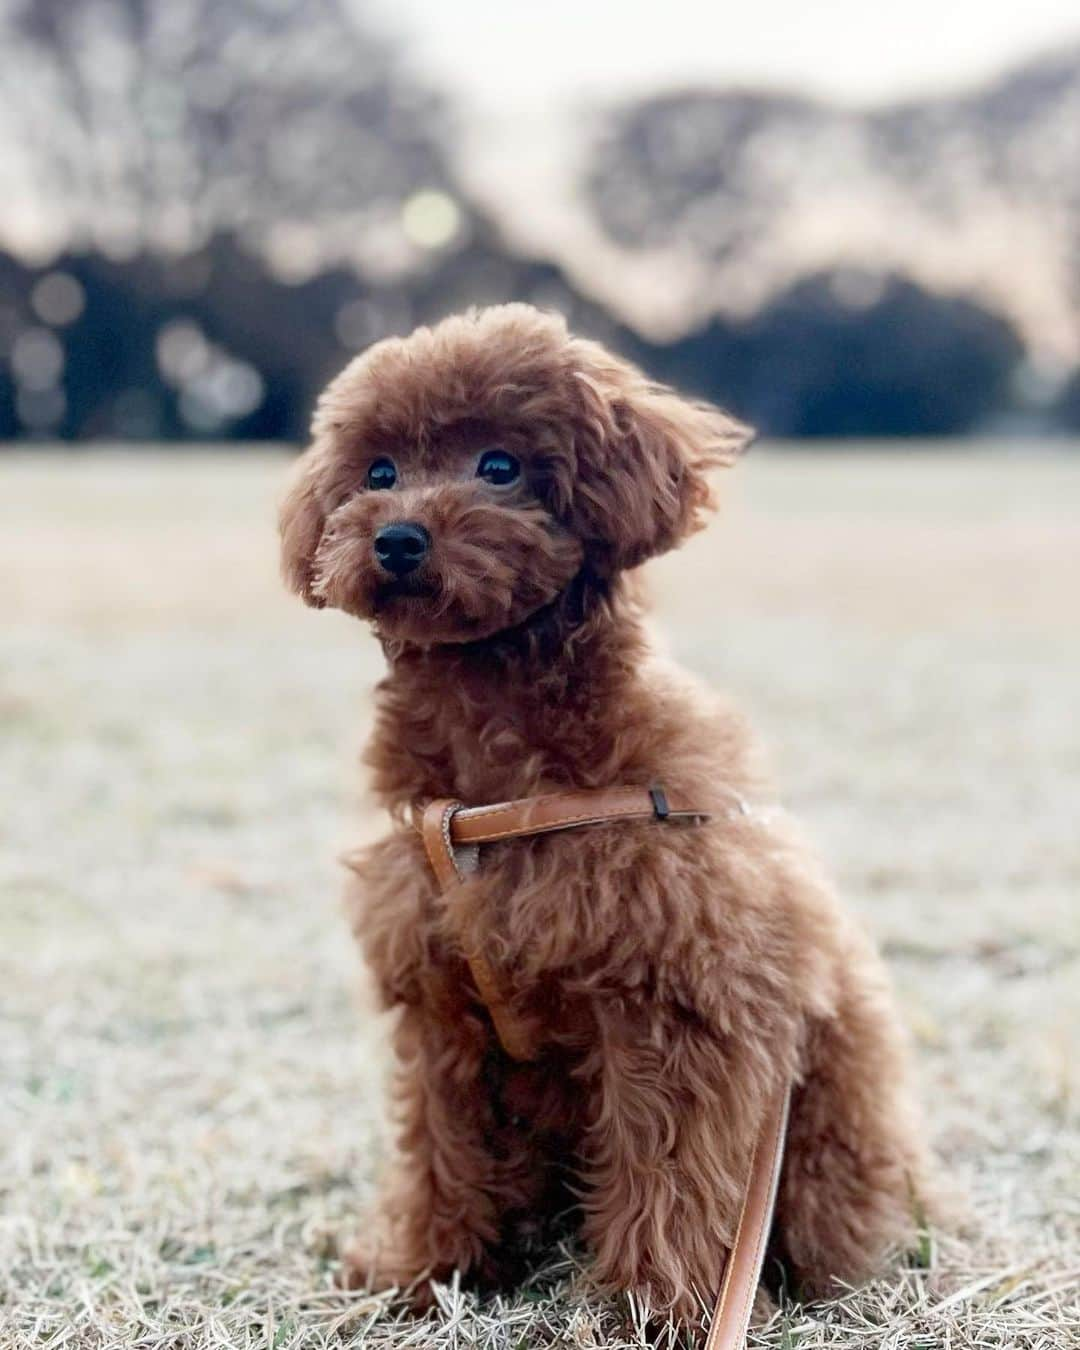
417 785 791 1349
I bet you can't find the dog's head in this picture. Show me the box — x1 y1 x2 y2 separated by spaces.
279 305 750 645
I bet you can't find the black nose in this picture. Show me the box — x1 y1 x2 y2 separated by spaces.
373 521 430 576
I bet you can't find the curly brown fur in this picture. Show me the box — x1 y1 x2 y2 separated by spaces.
279 305 933 1325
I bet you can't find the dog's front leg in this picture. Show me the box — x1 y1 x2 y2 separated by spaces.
342 1002 531 1304
575 998 792 1324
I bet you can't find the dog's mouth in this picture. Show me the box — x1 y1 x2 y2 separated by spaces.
372 575 438 607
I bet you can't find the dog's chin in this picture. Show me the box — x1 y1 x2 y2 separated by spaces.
368 585 555 647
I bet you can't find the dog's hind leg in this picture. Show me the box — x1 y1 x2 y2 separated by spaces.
774 955 931 1299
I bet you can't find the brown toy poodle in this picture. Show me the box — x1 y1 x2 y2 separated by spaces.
278 304 932 1325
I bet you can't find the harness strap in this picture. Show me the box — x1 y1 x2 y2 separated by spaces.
420 797 532 1059
419 788 708 1062
704 1082 791 1350
417 785 788 1349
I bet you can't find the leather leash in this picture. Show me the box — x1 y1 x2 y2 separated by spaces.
416 785 790 1349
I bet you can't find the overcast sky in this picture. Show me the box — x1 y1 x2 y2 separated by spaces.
368 0 1079 107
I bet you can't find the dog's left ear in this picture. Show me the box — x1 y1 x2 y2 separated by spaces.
566 342 753 572
279 445 329 607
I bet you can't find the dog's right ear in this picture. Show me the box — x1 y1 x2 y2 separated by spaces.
563 339 752 574
278 446 328 607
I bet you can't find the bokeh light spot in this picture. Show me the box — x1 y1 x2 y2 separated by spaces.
12 328 65 390
334 296 412 350
401 190 462 250
156 320 211 386
179 358 265 431
31 273 86 327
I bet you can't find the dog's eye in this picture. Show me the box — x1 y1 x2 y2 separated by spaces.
476 449 520 486
367 457 397 490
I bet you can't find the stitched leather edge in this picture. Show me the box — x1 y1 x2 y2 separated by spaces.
458 806 648 843
455 788 645 824
420 799 464 892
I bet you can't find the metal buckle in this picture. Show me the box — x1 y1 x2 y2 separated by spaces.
649 785 670 820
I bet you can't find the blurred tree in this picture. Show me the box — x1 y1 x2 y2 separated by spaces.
0 16 1075 444
588 89 814 257
642 272 1026 438
0 0 453 271
740 273 1027 437
0 217 653 442
1057 370 1080 434
0 243 1036 442
585 53 1080 378
0 256 24 438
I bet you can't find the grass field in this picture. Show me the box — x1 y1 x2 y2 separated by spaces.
2 447 1079 1348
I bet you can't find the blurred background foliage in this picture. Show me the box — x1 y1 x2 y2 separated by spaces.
0 0 1076 443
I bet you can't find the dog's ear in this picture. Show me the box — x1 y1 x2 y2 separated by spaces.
566 341 752 572
278 445 328 607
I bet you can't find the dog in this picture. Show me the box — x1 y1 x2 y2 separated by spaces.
278 304 932 1324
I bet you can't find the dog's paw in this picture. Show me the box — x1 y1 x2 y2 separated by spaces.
338 1234 436 1309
